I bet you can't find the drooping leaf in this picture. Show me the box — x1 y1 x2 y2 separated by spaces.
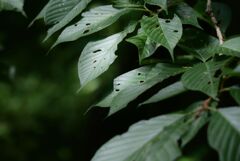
0 0 25 15
126 30 160 64
181 60 226 99
44 0 92 41
141 15 182 60
44 0 80 25
230 87 240 105
212 2 232 33
174 2 201 28
78 23 137 89
53 5 129 48
208 107 240 161
96 63 185 115
140 81 186 105
91 114 188 161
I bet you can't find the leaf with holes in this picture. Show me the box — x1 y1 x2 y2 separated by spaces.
230 87 240 105
0 0 25 15
181 60 226 99
53 5 129 48
141 15 182 60
96 63 185 115
44 0 92 41
126 30 160 64
140 81 186 106
78 23 137 89
44 0 80 25
91 113 190 161
208 107 240 161
174 2 201 28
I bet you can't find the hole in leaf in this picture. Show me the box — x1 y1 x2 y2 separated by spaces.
74 23 78 26
214 69 222 78
115 89 120 92
116 83 121 86
93 49 102 53
93 66 96 69
86 23 91 26
138 73 142 76
83 29 90 34
93 60 97 63
173 30 178 33
140 80 144 83
165 20 171 23
156 24 160 28
207 81 211 85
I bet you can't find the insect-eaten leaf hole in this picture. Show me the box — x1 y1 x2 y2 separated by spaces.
165 20 171 23
214 69 222 78
93 60 97 63
115 89 120 92
173 30 178 33
140 80 144 83
138 73 142 76
83 29 90 34
86 23 91 26
93 49 102 53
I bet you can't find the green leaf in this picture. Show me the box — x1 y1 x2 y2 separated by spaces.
0 0 25 15
144 0 168 12
53 5 129 48
230 87 240 105
44 0 92 41
96 63 185 115
181 60 226 99
140 81 186 105
126 30 160 64
44 0 80 25
114 0 144 8
174 2 201 28
141 15 182 60
212 2 232 33
221 37 240 53
78 23 137 89
208 107 240 161
91 114 187 161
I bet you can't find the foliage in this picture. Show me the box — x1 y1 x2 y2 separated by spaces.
1 0 240 160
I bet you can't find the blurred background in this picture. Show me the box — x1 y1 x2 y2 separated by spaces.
0 0 239 161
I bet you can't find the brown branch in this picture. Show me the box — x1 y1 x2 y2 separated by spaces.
206 0 224 45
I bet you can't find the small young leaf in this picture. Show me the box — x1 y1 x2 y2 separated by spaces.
91 114 187 161
181 60 226 99
53 5 129 48
141 15 183 60
208 107 240 161
78 23 137 89
126 30 160 64
96 63 185 115
140 81 186 105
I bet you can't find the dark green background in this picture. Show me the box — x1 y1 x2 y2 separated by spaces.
0 0 239 161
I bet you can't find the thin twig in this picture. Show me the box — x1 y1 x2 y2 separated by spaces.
206 0 224 44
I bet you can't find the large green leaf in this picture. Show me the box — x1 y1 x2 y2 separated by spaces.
181 60 226 99
91 114 187 161
174 2 201 28
141 15 182 60
53 5 129 48
0 0 25 14
96 63 185 115
44 0 92 41
179 29 240 61
44 0 80 25
208 107 240 161
78 23 137 89
126 30 160 64
140 81 186 105
230 87 240 105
